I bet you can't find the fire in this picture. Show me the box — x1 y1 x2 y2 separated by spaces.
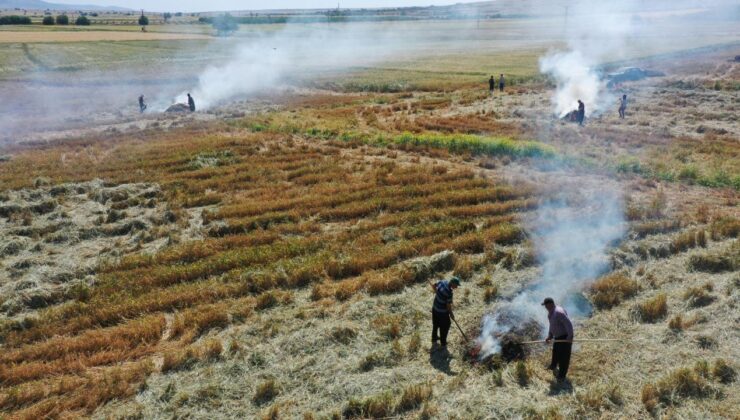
472 306 544 363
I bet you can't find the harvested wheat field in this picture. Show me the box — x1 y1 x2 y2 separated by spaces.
0 1 738 419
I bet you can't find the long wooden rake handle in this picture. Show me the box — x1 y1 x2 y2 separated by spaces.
521 339 620 344
451 317 469 342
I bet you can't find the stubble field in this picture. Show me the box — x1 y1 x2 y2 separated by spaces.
0 13 739 420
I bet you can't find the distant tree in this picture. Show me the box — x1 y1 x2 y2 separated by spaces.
0 15 32 25
212 13 238 36
138 11 149 26
56 14 69 25
42 15 55 25
163 12 172 22
75 16 91 26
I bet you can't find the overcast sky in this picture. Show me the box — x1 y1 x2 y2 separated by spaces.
52 0 479 13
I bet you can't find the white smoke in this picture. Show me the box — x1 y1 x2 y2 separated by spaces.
178 42 287 110
537 1 642 117
539 50 604 118
535 0 736 117
477 187 626 359
174 23 409 110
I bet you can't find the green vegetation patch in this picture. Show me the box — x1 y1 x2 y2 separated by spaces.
388 132 556 158
329 131 557 159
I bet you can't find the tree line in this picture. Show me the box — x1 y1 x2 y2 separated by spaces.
0 15 91 25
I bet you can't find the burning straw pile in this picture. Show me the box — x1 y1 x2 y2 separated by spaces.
467 305 543 365
466 187 625 366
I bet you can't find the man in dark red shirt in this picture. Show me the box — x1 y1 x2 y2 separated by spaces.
543 297 574 381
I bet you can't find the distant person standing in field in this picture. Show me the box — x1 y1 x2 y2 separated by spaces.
499 74 505 92
577 100 585 126
489 75 495 95
187 93 196 112
138 95 147 113
619 94 627 119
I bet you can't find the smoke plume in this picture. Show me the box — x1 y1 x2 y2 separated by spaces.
538 1 642 117
173 23 408 110
539 50 604 118
537 0 737 117
477 186 625 359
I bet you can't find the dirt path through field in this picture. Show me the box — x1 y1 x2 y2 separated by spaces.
0 31 211 43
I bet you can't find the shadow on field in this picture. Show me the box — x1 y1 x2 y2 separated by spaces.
429 344 454 375
548 379 574 396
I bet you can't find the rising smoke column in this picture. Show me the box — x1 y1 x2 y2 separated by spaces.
539 50 604 118
538 1 640 117
477 186 625 359
176 36 289 110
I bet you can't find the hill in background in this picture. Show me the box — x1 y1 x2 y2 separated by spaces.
0 0 129 11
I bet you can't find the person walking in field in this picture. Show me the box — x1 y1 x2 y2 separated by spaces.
138 95 147 113
577 100 585 126
619 94 627 119
543 297 574 382
499 74 505 92
429 276 461 347
489 75 495 95
187 93 196 112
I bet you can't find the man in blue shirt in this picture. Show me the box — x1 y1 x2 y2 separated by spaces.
429 276 461 347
